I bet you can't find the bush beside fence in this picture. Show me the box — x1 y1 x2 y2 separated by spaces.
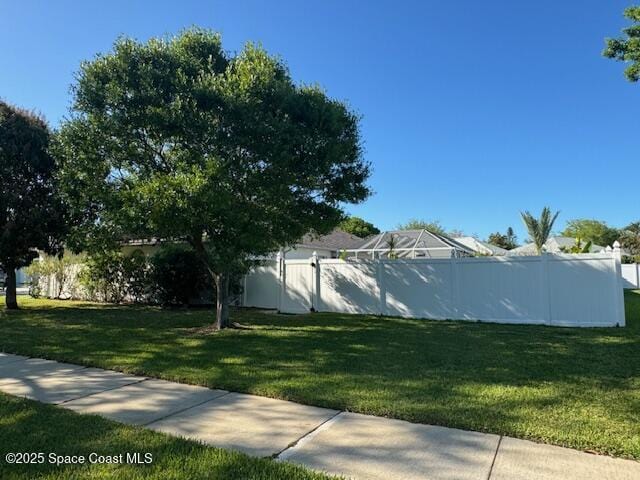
28 246 217 306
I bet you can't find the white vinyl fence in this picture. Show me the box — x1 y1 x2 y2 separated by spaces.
244 249 626 327
621 264 640 289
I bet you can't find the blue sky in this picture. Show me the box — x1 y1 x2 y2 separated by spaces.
1 1 637 241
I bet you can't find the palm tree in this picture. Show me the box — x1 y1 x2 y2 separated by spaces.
386 234 398 259
520 207 560 254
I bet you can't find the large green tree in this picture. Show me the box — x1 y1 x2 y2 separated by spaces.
57 29 370 329
339 216 379 238
0 102 66 309
561 219 620 247
604 6 640 82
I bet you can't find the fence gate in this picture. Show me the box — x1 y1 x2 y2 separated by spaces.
280 260 314 313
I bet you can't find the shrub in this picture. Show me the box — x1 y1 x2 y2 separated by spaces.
80 250 149 303
149 244 210 306
24 253 85 299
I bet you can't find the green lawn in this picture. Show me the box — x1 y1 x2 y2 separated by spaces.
0 393 333 480
1 292 639 461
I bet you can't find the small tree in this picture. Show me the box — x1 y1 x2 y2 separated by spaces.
24 253 84 299
520 207 560 254
339 216 380 238
386 234 399 259
506 227 517 248
57 29 370 328
0 102 66 309
604 6 640 82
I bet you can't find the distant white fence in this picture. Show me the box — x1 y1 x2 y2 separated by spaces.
621 264 640 289
244 250 626 327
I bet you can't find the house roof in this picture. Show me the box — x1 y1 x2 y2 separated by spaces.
506 236 604 256
298 229 365 250
453 236 508 256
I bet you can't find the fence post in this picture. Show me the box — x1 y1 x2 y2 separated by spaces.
450 256 460 320
310 251 318 312
540 254 552 325
242 274 248 307
277 250 284 313
376 259 386 316
613 241 626 327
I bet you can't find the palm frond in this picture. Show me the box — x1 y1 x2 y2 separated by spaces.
520 207 560 254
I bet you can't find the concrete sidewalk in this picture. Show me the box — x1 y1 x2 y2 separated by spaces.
0 352 638 480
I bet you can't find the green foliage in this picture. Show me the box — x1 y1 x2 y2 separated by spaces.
560 237 593 254
57 28 370 328
0 101 67 308
619 221 640 262
24 254 84 299
149 244 209 306
604 6 640 82
80 250 149 303
339 216 380 238
396 219 446 235
520 207 560 254
562 219 619 247
487 227 518 250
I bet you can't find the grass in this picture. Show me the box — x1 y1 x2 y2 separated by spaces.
0 393 333 480
0 292 639 461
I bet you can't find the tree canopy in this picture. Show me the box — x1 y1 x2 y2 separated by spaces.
604 6 640 82
339 216 380 238
619 221 640 261
561 219 620 247
396 219 447 236
0 101 66 309
487 227 518 250
57 29 370 328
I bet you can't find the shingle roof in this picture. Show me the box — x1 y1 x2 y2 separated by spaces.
299 229 365 250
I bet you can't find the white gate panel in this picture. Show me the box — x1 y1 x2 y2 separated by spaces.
456 257 545 324
281 261 313 314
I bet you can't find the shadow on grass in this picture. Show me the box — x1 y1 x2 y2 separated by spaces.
1 292 639 459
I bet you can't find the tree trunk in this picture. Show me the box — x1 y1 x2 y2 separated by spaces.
5 268 18 310
214 272 231 330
